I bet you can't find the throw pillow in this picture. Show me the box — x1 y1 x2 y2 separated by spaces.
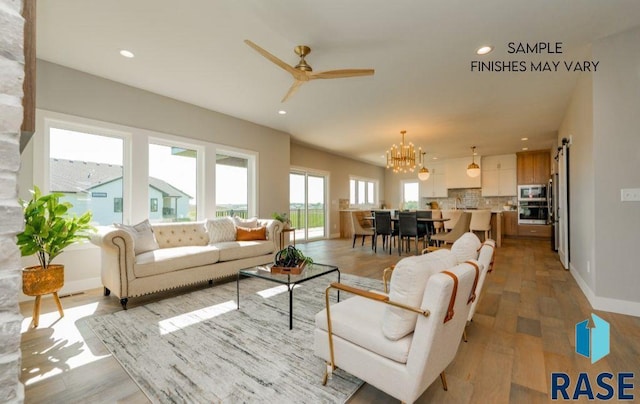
382 249 458 340
114 219 160 255
236 226 267 241
450 232 482 263
232 216 258 229
207 217 237 244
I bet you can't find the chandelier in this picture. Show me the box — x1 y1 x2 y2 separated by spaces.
386 130 421 173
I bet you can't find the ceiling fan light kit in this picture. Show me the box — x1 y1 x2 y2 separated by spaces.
466 146 481 178
244 40 374 102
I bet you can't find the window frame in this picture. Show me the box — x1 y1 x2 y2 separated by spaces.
349 176 378 207
30 109 259 229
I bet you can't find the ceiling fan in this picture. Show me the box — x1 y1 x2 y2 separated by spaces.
244 40 374 102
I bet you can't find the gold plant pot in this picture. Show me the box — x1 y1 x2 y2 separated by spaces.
22 264 65 328
22 264 65 296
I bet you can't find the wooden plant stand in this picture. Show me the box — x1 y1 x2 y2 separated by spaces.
22 264 65 328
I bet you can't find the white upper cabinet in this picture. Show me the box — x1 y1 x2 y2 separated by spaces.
444 157 482 189
481 154 517 196
419 162 447 198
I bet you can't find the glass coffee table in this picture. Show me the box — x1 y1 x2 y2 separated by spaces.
237 263 340 330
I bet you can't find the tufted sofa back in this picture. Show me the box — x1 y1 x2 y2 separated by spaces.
152 221 209 248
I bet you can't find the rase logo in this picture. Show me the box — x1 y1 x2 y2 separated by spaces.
575 313 610 363
551 313 635 400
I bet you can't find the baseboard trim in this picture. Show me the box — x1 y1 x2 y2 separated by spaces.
570 264 640 318
18 277 102 302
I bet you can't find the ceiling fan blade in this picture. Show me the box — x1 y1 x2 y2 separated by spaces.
281 80 304 103
310 69 375 80
244 40 303 79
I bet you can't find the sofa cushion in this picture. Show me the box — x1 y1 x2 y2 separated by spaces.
382 249 458 340
134 246 220 278
316 296 412 364
233 216 258 229
114 219 159 255
207 217 237 243
450 232 482 263
153 221 209 248
213 240 274 262
236 226 267 241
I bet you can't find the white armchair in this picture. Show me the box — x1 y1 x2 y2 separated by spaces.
314 251 479 403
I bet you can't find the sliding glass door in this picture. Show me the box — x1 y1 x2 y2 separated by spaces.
290 171 327 241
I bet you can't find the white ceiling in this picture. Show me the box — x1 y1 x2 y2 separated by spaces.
36 0 640 165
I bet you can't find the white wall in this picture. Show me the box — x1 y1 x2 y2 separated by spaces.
558 70 595 290
290 142 386 238
591 26 640 311
559 26 640 316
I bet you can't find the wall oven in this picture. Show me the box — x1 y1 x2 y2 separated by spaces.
518 200 549 224
518 184 549 224
518 184 547 200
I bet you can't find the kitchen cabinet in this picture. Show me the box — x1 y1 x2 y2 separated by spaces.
517 224 552 238
517 150 550 184
502 211 518 236
481 154 517 196
445 157 482 189
420 162 447 198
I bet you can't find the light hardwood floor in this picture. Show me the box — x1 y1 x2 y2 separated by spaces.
19 237 640 403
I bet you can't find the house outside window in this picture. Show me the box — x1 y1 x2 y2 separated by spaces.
114 197 123 213
150 198 158 212
48 127 125 225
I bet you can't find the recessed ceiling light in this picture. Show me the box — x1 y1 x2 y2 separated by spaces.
278 110 287 115
521 137 529 141
119 49 135 58
476 46 493 55
432 157 438 160
522 147 529 151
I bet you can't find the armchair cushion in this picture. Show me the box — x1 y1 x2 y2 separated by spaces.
450 232 481 263
315 296 413 363
382 249 457 340
114 219 159 255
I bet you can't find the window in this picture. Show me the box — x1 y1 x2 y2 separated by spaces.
150 198 158 212
402 181 419 210
48 127 124 225
149 143 197 222
114 198 123 213
215 153 249 218
349 177 377 206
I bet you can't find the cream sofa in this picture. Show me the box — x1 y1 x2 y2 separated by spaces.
90 219 283 309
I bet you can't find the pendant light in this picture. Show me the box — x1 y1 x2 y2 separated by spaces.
466 146 481 178
418 151 430 181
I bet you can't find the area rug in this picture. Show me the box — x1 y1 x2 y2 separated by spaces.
85 273 382 403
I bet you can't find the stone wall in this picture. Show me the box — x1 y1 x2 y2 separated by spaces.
0 0 25 402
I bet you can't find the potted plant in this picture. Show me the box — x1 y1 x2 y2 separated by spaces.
271 211 292 228
16 186 95 327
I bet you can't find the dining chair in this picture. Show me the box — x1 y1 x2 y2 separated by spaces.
398 211 427 255
442 210 463 232
469 210 492 241
431 209 443 233
431 212 471 246
350 211 374 248
373 211 398 254
416 210 433 242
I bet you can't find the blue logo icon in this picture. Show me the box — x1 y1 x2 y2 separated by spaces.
576 313 610 364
